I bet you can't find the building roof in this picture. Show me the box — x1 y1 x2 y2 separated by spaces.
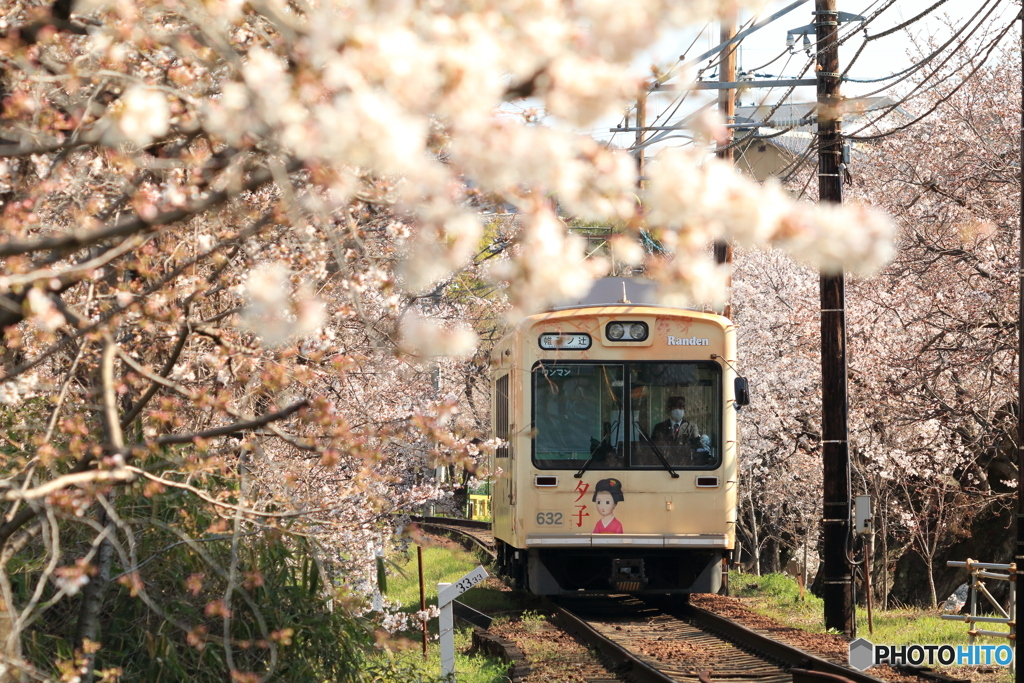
734 96 899 133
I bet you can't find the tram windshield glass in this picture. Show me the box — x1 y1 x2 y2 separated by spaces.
532 361 722 470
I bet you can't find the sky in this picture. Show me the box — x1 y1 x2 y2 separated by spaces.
589 0 1019 148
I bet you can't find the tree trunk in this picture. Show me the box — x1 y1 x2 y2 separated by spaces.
802 528 810 600
74 515 115 683
0 515 41 683
881 496 889 610
0 575 20 683
748 493 762 576
762 536 776 574
74 336 123 683
925 552 938 608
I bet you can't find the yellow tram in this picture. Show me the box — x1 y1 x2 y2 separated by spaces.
490 278 747 595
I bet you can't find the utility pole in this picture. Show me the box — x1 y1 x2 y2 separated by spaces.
816 0 855 638
636 88 647 188
714 12 736 319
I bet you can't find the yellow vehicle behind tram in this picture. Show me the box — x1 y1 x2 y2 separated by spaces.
490 278 748 595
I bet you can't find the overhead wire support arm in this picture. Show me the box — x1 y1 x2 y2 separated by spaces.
657 0 813 87
638 0 830 154
613 123 769 133
690 79 817 89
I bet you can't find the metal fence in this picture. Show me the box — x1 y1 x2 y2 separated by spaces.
942 559 1015 648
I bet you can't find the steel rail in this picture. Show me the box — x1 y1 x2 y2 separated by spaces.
672 601 887 683
409 515 492 531
408 515 496 558
546 599 679 683
683 601 969 683
408 518 965 683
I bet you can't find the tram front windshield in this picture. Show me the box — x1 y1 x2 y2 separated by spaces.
532 361 722 470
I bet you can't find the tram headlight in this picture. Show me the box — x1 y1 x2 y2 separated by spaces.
629 323 648 341
606 321 648 341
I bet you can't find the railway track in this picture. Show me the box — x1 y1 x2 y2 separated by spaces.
555 594 787 682
407 515 496 558
551 594 891 683
410 518 965 683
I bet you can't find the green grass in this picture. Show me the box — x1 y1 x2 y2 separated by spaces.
729 571 1013 681
368 541 527 682
370 637 511 683
730 571 987 643
387 545 480 610
388 543 537 621
730 571 827 632
862 606 971 645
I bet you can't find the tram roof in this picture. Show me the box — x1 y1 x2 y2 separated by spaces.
548 277 700 312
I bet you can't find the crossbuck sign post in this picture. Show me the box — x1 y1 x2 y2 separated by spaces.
437 565 489 679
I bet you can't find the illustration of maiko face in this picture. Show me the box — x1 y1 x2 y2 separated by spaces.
594 490 616 517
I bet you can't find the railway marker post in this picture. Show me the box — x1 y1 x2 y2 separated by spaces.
438 565 489 679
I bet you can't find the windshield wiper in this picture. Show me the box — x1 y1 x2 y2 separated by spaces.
575 437 612 478
634 423 680 478
575 419 620 479
574 452 596 479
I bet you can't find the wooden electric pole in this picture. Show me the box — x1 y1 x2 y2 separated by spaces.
636 88 647 188
714 12 736 319
816 0 855 638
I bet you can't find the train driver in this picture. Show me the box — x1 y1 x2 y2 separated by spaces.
651 396 712 463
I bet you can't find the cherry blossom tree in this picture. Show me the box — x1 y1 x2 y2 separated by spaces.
731 33 1019 606
847 35 1020 606
731 245 824 574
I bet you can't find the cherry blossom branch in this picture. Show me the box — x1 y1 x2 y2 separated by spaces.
123 467 349 519
43 284 94 443
119 318 193 431
0 470 136 502
148 400 309 446
100 336 124 451
1 210 272 383
113 345 313 447
0 343 301 541
0 162 293 257
847 11 1019 141
117 236 251 429
0 234 151 290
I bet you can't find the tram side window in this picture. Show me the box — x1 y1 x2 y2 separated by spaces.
630 363 722 470
532 363 625 469
495 374 509 458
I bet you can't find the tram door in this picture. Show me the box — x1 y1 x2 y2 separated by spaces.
493 372 512 536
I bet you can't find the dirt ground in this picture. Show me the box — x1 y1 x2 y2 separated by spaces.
425 532 1006 682
488 592 1009 683
690 594 1008 683
489 617 618 683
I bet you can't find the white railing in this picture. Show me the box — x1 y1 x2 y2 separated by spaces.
942 559 1015 645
